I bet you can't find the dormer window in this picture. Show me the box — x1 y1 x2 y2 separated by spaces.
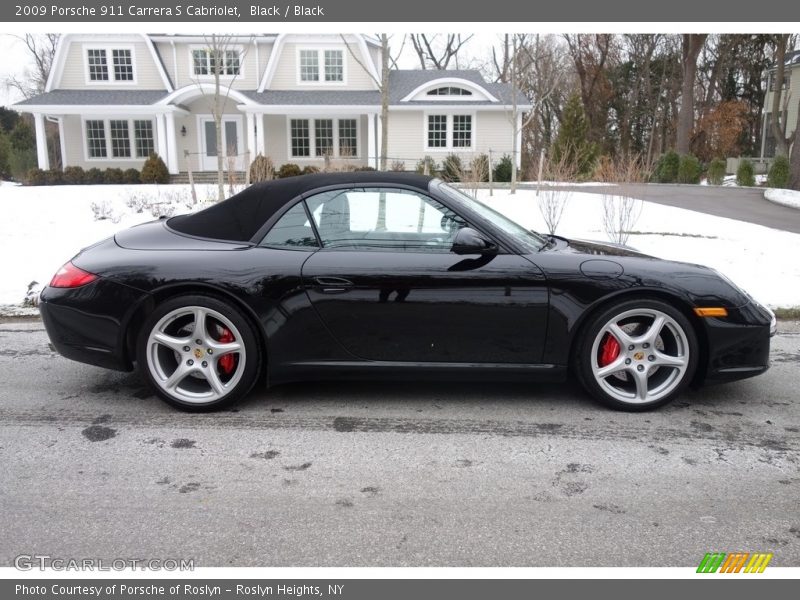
298 48 345 83
191 48 242 77
85 47 135 83
427 87 472 96
403 79 496 103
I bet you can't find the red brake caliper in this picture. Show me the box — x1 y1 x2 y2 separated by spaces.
217 326 236 376
599 333 621 367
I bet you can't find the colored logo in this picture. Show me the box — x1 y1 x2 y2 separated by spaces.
697 552 773 573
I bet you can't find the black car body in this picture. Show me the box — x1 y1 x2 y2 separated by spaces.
39 172 775 411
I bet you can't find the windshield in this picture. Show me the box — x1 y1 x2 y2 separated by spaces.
437 182 548 252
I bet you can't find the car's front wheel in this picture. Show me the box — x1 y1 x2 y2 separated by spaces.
574 298 699 411
137 294 261 411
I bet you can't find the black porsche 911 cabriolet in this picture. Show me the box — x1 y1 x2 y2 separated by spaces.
40 172 776 411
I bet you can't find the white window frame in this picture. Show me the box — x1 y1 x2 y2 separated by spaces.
286 116 360 160
188 45 245 80
424 87 475 100
423 112 476 151
81 116 156 162
83 45 137 85
295 46 347 86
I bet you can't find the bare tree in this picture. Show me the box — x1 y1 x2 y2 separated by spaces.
3 33 62 168
3 34 59 99
676 34 707 154
409 34 473 70
191 34 251 201
497 35 562 193
564 34 617 151
342 34 400 170
790 98 800 190
537 152 576 234
599 156 647 246
769 34 797 159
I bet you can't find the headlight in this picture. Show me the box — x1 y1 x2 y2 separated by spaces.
765 305 777 336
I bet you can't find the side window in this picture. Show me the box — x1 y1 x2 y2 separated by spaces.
305 188 467 252
260 202 319 250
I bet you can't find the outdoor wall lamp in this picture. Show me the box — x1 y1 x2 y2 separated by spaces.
181 126 187 137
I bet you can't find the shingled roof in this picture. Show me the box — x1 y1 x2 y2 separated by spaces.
15 90 169 106
16 70 529 108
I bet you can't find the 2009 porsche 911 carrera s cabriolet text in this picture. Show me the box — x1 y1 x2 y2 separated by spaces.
39 172 776 411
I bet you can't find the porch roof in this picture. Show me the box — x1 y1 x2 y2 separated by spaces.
242 90 381 105
15 89 170 106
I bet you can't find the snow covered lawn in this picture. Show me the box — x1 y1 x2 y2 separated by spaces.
0 182 222 314
0 181 798 313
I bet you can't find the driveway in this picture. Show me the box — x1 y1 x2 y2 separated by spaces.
1 319 798 567
560 184 800 234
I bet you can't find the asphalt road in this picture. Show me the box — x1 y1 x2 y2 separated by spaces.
560 183 800 234
1 319 798 567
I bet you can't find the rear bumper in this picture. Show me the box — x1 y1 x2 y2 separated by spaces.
39 278 149 372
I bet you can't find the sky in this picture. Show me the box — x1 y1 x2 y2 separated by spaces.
0 35 27 106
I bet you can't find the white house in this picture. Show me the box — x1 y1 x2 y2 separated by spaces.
15 33 530 175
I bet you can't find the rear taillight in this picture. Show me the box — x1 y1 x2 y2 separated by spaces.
50 262 98 288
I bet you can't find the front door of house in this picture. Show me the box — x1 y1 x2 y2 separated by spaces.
200 116 243 171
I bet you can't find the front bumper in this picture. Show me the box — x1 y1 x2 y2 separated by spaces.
39 278 149 372
700 301 773 385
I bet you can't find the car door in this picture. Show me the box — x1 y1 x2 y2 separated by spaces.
300 186 549 364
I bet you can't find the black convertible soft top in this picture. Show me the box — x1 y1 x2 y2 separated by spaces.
168 172 434 242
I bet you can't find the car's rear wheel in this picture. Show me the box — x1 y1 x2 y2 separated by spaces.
574 298 698 411
137 295 261 411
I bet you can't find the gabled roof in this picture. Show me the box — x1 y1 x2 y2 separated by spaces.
15 90 169 106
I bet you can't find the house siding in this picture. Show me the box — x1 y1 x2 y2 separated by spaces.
262 114 369 167
764 66 800 144
270 42 375 91
61 114 161 170
59 40 165 90
386 110 514 166
154 41 268 91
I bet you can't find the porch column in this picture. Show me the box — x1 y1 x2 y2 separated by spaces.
165 112 179 175
155 114 168 162
515 112 523 169
367 114 376 169
34 113 49 170
57 117 67 170
246 112 257 157
255 113 266 156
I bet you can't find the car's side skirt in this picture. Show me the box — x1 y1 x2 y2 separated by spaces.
270 361 567 385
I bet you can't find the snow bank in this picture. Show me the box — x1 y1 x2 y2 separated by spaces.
764 187 800 210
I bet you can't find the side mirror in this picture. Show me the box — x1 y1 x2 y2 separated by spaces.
451 227 497 255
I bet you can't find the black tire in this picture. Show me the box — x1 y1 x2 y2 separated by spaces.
136 294 262 412
573 298 699 411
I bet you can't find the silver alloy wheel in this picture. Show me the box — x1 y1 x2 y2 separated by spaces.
146 306 246 404
590 308 689 404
